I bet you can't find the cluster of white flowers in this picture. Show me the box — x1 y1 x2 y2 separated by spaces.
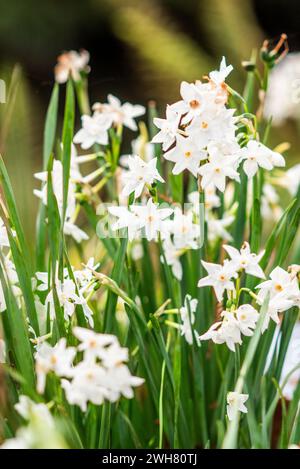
199 305 259 352
199 256 300 350
256 265 300 332
73 94 145 151
35 327 144 411
34 258 98 329
54 49 90 84
151 57 285 187
1 395 66 449
198 242 265 303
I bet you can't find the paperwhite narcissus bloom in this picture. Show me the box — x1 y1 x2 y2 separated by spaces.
152 105 181 150
35 338 76 394
161 238 183 281
235 304 259 336
199 312 242 352
179 295 200 345
93 94 145 131
73 113 112 149
15 396 54 428
121 155 164 199
209 56 233 85
64 221 89 243
255 266 299 332
241 140 285 178
59 328 144 411
198 259 238 302
207 214 234 243
198 141 240 192
108 206 142 241
164 134 206 177
226 392 249 421
171 81 206 124
166 207 199 250
46 278 93 326
223 242 266 279
187 108 236 150
73 327 118 360
130 198 173 241
74 257 99 292
54 49 90 83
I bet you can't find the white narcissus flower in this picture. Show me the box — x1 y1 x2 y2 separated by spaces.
179 295 199 345
223 242 266 279
93 94 145 131
108 206 142 241
73 113 112 150
61 362 109 412
199 312 242 352
171 81 206 124
256 266 299 299
45 278 93 325
73 327 118 360
15 396 54 428
131 198 173 241
35 339 76 394
241 140 284 178
209 56 233 85
152 105 181 151
63 221 89 243
198 141 240 192
34 159 76 219
187 108 236 150
166 207 199 250
198 259 237 302
226 392 248 421
235 304 259 336
207 214 234 243
54 49 90 84
74 257 99 292
164 134 206 177
121 155 164 199
160 238 183 281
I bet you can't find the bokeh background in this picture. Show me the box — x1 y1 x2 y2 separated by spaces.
0 0 299 240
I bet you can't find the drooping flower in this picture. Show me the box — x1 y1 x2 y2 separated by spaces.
226 392 249 421
198 259 238 302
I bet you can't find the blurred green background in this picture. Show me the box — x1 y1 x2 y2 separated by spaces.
0 0 299 240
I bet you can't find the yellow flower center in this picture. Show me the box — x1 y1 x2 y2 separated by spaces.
189 99 200 109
